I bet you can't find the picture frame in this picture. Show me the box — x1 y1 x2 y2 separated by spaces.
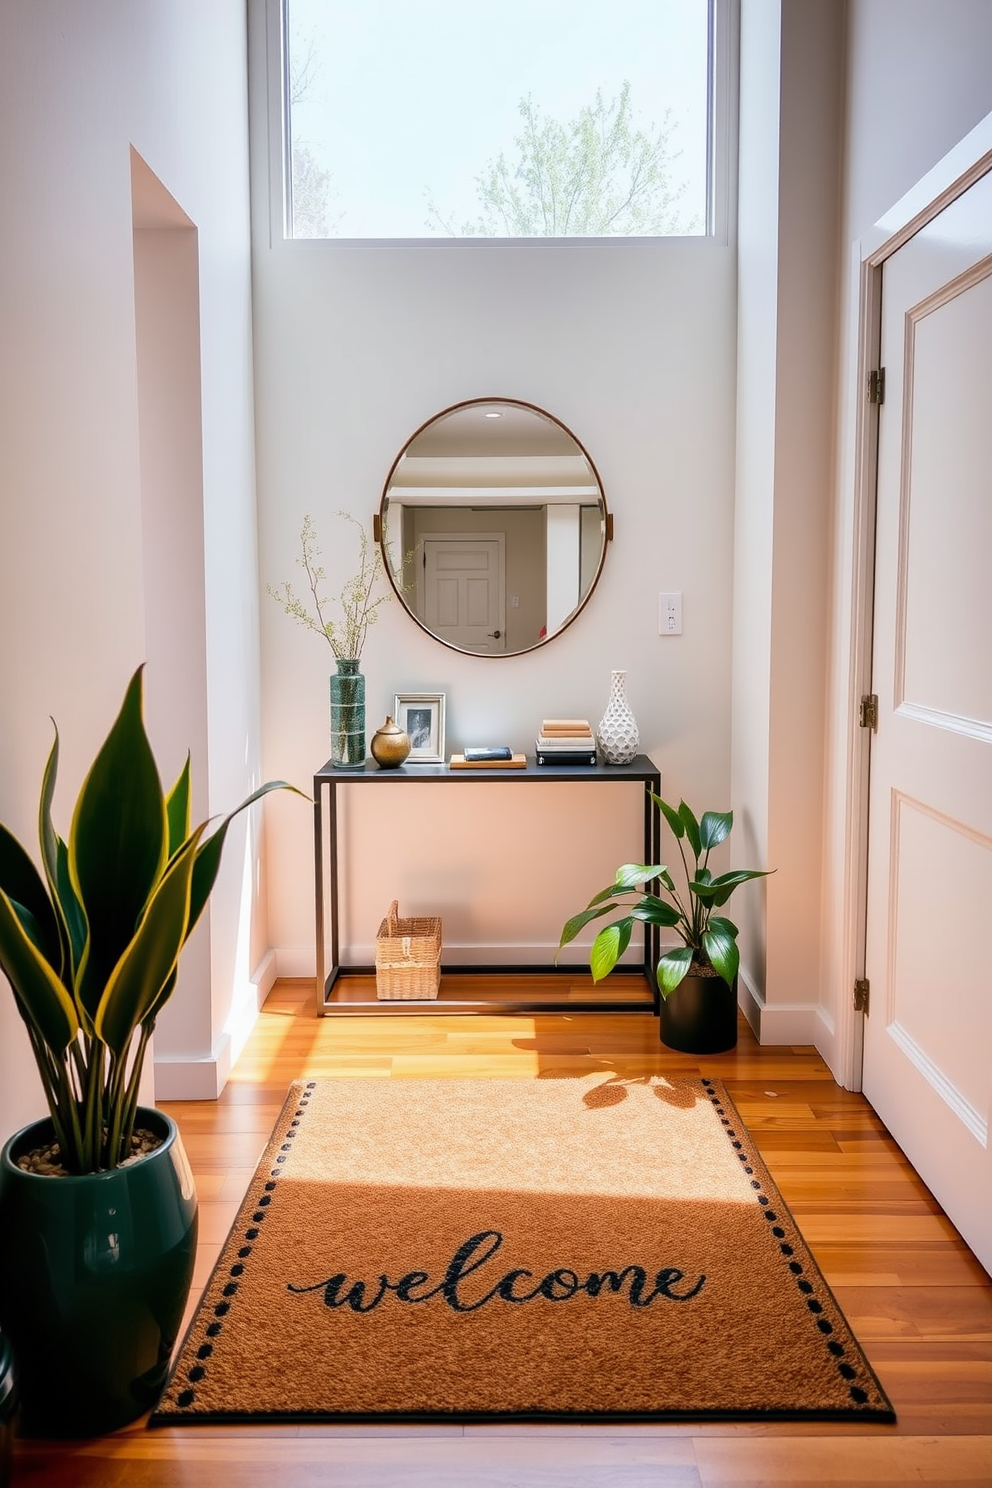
393 691 446 764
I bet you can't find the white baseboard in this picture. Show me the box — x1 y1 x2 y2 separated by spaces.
810 1001 847 1085
153 951 280 1100
252 948 279 1005
154 1036 232 1101
738 969 820 1046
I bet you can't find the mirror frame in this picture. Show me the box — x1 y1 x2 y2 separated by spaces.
375 397 612 658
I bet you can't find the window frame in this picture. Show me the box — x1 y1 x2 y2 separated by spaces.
255 0 738 250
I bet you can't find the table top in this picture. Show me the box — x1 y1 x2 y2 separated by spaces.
314 753 659 785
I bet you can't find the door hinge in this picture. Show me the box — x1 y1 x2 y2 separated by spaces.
854 978 870 1014
859 693 878 730
867 367 885 405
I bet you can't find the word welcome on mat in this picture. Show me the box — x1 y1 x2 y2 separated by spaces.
152 1076 894 1423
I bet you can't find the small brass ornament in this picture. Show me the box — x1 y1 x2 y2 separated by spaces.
370 716 411 769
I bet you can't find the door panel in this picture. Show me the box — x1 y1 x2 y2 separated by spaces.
864 168 992 1275
421 536 506 652
897 269 992 729
885 794 991 1134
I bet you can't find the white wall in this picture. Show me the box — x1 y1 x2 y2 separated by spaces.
248 10 740 974
0 0 269 1135
732 0 845 1044
817 0 992 1083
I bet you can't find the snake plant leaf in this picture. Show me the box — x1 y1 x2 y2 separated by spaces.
2 897 46 955
0 887 79 1052
702 925 740 987
185 780 304 941
656 945 695 996
651 792 685 840
0 822 61 968
69 667 167 1021
700 809 733 851
558 902 620 949
590 918 633 982
165 755 192 859
144 965 178 1028
38 730 86 978
630 896 682 927
678 802 702 859
52 833 86 976
94 827 203 1059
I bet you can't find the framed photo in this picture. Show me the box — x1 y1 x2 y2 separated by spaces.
394 691 446 764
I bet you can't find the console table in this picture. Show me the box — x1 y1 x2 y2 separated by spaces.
313 754 661 1016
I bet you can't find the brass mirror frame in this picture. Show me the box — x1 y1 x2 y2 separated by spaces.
375 397 613 658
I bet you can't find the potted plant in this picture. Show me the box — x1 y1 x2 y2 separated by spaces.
0 667 299 1435
559 794 771 1053
268 512 392 770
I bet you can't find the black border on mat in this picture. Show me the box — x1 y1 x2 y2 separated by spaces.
150 1077 896 1427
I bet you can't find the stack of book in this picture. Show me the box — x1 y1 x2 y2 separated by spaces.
535 719 597 767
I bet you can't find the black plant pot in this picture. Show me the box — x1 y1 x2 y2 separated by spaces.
0 1106 198 1438
659 972 739 1054
0 1328 15 1488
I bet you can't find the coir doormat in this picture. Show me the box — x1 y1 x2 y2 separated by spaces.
152 1077 894 1424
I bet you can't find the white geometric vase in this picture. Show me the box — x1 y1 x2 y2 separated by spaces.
596 669 639 765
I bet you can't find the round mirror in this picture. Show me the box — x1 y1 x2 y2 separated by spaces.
378 398 610 657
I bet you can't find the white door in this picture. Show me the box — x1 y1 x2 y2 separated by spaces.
863 168 992 1274
421 535 506 652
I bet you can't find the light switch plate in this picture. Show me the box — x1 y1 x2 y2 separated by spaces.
659 591 682 635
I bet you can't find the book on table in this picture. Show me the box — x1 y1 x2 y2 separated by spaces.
536 734 596 749
541 718 591 731
534 743 597 767
537 718 594 751
449 751 527 769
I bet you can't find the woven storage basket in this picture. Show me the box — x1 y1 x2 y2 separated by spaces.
375 900 442 1000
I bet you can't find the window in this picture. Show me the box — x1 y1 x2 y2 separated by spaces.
284 0 716 241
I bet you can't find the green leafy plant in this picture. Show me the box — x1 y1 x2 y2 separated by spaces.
268 512 390 661
0 668 300 1174
559 794 771 996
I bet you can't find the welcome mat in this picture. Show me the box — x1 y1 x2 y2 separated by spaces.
152 1077 894 1424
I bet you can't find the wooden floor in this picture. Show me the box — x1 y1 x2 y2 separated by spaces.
14 977 992 1487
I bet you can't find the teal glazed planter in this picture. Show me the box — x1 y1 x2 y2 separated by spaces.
330 658 366 769
0 1328 14 1487
659 973 739 1054
0 1107 197 1437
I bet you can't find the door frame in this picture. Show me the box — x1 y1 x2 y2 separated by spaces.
832 112 992 1091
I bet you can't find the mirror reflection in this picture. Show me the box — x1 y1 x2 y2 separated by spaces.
379 399 609 657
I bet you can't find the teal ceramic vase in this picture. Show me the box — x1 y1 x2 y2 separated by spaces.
329 658 366 769
0 1106 197 1437
0 1329 14 1485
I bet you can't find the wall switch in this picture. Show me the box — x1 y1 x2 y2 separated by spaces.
659 591 682 635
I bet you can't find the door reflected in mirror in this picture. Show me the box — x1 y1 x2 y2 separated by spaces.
379 399 610 657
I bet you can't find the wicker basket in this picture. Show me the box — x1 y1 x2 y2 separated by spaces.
375 900 443 1000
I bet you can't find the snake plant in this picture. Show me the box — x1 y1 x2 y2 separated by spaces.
559 793 771 996
0 667 299 1173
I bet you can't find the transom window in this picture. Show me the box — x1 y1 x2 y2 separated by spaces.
284 0 714 241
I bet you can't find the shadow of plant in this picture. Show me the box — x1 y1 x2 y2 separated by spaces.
534 1068 708 1111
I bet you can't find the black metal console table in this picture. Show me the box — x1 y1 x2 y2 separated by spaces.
313 754 661 1016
